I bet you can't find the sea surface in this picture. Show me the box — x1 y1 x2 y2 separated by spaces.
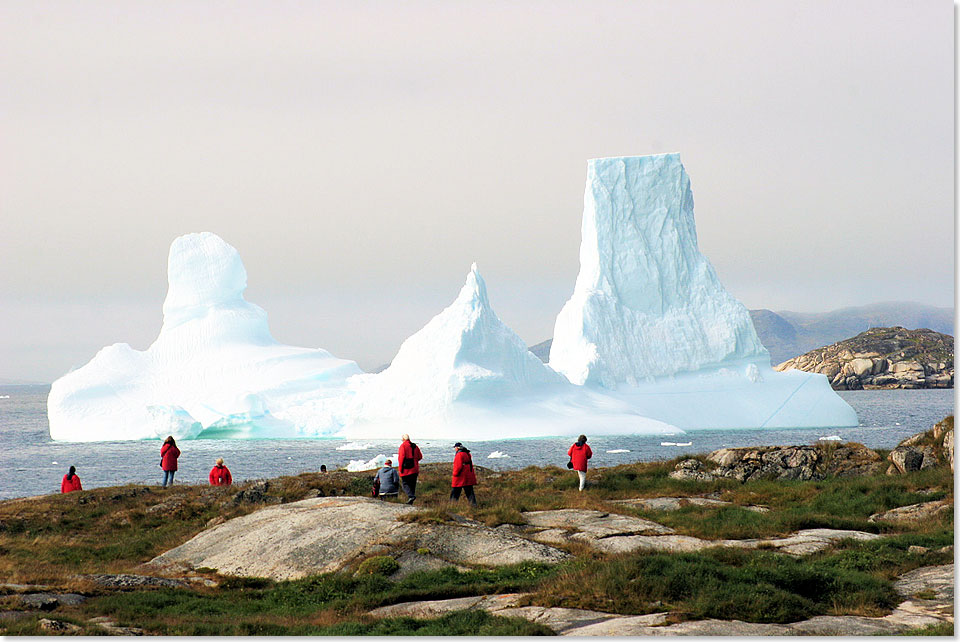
1 384 954 501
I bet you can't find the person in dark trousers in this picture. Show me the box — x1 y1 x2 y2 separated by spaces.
450 442 477 506
209 458 232 486
161 435 181 488
61 465 82 493
397 433 423 504
374 459 401 500
568 434 593 491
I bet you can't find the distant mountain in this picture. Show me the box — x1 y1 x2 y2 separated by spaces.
751 302 954 365
530 302 953 366
529 339 552 363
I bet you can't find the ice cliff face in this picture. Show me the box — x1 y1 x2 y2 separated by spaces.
351 263 565 422
550 154 769 387
47 233 361 441
48 155 858 443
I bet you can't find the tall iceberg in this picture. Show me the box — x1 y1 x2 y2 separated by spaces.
550 154 857 428
47 232 361 441
352 263 565 421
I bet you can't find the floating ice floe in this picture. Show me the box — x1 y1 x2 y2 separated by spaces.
606 449 631 454
487 451 510 459
661 442 693 447
818 435 842 441
346 455 390 472
336 442 375 451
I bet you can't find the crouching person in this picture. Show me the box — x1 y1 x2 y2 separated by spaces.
375 459 401 501
450 442 477 506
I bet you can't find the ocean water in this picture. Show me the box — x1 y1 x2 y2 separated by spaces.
0 385 953 501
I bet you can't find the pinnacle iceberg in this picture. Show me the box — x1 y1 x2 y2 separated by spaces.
350 263 565 422
550 154 768 387
48 155 858 443
47 233 361 441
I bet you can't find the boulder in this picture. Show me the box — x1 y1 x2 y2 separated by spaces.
889 445 936 474
668 459 717 482
707 446 823 482
38 619 82 634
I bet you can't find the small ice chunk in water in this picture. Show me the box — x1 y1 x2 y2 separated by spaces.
346 455 389 472
818 435 842 441
488 451 510 459
336 442 374 451
606 449 630 454
661 442 692 447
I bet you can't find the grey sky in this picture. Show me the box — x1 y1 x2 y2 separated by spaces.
0 1 953 382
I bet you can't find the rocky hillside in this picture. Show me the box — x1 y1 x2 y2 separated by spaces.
752 302 953 365
774 327 953 390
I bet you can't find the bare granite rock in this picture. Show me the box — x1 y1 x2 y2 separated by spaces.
521 508 882 556
523 509 674 538
151 496 568 580
868 499 952 524
609 497 769 513
38 618 83 634
367 564 954 636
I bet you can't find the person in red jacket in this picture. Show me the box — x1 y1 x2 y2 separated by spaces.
397 433 423 505
567 434 593 491
160 435 181 488
209 458 232 486
61 465 82 493
450 442 478 506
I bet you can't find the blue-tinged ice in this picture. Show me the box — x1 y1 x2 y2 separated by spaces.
48 154 857 442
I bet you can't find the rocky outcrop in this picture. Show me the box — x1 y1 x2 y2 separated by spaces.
369 564 954 636
608 497 768 513
868 499 952 524
886 417 954 475
668 459 717 482
774 327 953 390
703 443 882 483
150 496 568 580
519 508 882 556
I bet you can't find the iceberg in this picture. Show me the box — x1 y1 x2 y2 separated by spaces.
47 233 361 441
550 154 857 430
48 153 857 443
339 263 675 439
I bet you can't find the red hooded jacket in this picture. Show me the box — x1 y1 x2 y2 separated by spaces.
209 464 232 486
567 442 593 472
451 449 477 488
61 474 82 493
398 439 423 477
161 442 181 472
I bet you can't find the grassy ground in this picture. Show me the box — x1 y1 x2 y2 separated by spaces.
0 440 952 635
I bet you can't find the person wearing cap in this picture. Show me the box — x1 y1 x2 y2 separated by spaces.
397 434 423 505
374 459 401 500
209 458 232 486
450 442 478 506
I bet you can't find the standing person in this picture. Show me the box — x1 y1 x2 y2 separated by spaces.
209 458 232 486
567 434 593 491
160 436 181 488
450 443 477 506
61 465 82 493
374 459 401 500
397 434 423 505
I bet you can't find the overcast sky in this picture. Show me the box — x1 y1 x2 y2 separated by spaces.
0 1 953 382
